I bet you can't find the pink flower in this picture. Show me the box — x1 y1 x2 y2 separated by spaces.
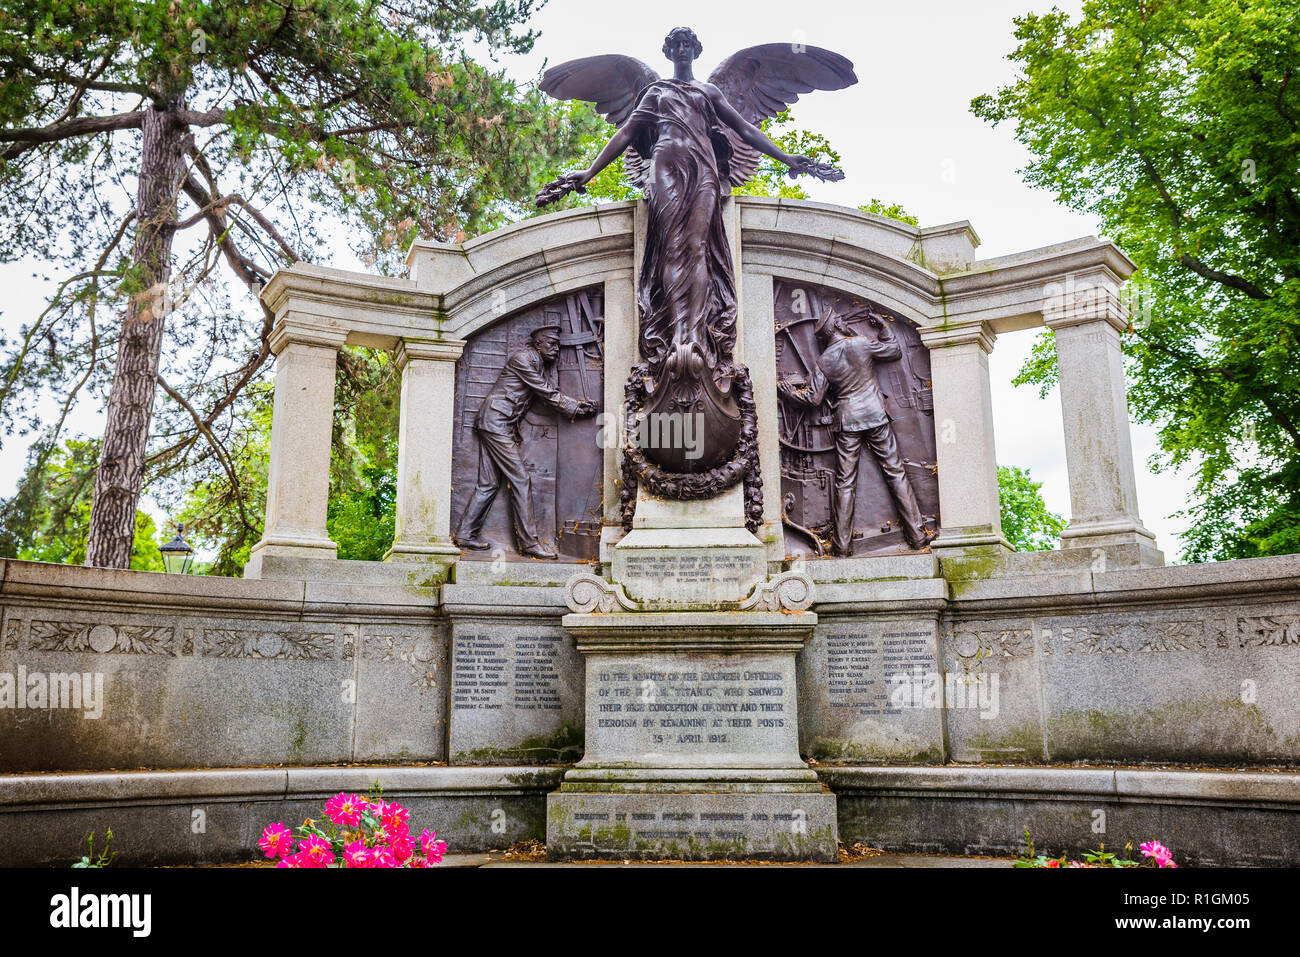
1140 841 1175 866
382 819 410 843
372 847 398 868
381 801 411 832
276 851 307 868
325 792 365 828
389 834 415 865
418 829 445 857
259 823 294 860
297 834 334 868
343 839 370 868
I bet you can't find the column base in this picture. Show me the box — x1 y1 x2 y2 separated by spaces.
243 535 337 579
1060 516 1158 549
1059 519 1165 569
383 540 460 581
930 526 1012 554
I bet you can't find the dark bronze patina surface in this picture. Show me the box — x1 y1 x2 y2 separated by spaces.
774 281 940 558
450 289 605 562
537 28 857 522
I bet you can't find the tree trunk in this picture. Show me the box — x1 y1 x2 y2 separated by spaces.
84 103 190 568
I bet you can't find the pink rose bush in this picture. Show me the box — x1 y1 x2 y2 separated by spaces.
258 788 448 869
1140 840 1178 868
1016 829 1178 868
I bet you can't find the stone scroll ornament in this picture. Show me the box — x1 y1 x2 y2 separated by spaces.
536 28 858 532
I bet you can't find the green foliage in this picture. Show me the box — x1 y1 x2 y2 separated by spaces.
71 829 116 869
1015 829 1152 868
997 464 1066 551
169 384 272 575
858 199 919 227
326 348 400 562
1011 330 1059 399
166 347 400 572
0 0 598 564
0 439 164 570
973 0 1300 562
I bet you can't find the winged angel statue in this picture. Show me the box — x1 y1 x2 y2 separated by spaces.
536 27 857 526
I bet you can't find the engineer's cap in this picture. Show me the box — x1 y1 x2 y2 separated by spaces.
814 308 840 337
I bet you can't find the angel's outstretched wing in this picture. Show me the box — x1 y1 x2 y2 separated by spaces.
540 55 660 189
707 44 857 187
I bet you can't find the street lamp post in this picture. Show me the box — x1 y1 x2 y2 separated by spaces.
160 524 194 575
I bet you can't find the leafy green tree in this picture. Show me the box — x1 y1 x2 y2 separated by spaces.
973 0 1300 562
324 347 400 562
162 346 400 573
0 438 164 570
0 0 593 568
858 198 919 226
998 464 1066 552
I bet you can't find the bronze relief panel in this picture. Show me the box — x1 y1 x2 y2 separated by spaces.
774 280 940 558
450 287 604 562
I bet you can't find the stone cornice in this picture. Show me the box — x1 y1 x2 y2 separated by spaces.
257 200 1140 349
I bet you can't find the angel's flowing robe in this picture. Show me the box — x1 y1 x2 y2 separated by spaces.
628 80 738 374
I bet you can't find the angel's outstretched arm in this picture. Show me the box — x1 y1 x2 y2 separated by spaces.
583 120 639 181
707 88 798 166
537 114 647 206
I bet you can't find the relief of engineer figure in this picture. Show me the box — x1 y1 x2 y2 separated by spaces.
454 326 598 559
778 309 935 555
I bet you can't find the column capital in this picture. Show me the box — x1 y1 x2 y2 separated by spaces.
395 337 466 369
919 320 996 353
1042 281 1129 334
268 318 348 355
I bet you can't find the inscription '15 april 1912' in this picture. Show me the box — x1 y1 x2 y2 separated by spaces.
593 668 786 748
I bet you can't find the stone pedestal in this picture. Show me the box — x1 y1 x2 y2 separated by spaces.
609 486 767 609
548 611 835 860
550 486 835 862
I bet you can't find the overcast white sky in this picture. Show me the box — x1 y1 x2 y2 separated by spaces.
0 0 1195 559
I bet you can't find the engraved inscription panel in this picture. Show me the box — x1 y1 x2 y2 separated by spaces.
582 652 801 766
798 621 946 762
448 624 582 763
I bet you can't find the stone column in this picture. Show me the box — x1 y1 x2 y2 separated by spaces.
244 322 347 578
599 273 637 562
384 338 466 577
920 321 1009 552
1047 300 1159 556
740 270 786 561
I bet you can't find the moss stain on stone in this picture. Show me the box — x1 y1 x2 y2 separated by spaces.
452 722 583 765
1048 697 1278 763
961 721 1046 761
808 737 944 764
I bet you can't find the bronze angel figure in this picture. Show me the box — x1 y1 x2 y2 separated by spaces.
537 27 857 487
